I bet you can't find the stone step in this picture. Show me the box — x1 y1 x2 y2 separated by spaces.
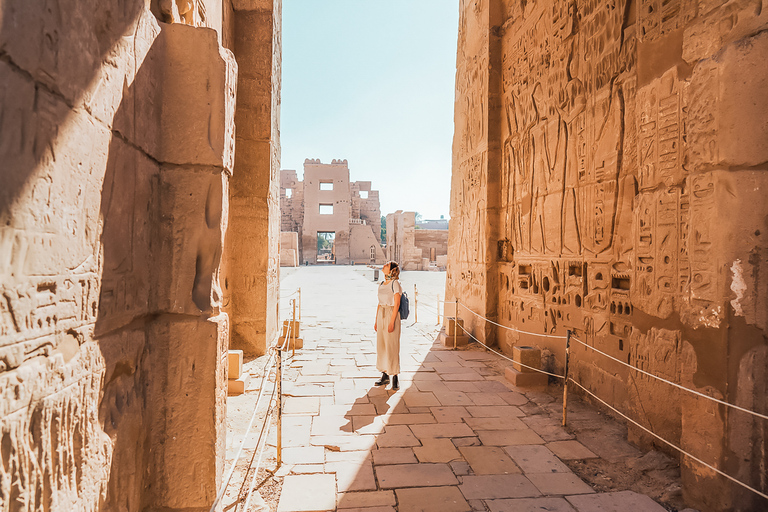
505 366 548 388
227 374 249 396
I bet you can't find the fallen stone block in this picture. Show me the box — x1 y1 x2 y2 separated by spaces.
228 349 243 380
505 367 548 388
228 374 249 396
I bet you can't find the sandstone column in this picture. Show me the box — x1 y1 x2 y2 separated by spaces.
225 0 282 356
446 0 502 343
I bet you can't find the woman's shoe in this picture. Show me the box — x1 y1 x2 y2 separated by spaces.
375 373 390 386
391 375 399 390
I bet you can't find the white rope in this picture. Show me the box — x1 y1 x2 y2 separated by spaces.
568 377 768 501
209 350 277 512
570 336 768 422
239 381 279 511
459 303 568 340
454 321 565 379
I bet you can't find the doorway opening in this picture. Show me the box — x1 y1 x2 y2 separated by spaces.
317 232 336 263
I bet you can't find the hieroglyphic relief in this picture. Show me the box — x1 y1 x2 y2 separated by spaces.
451 1 768 505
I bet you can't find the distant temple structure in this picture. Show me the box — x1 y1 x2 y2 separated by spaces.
280 159 385 265
386 211 449 271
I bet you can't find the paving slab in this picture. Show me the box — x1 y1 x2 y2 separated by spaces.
487 497 576 512
326 460 377 492
505 445 571 474
337 490 396 509
403 391 442 407
565 491 667 511
434 391 475 406
410 422 476 439
459 475 541 500
465 405 523 418
465 416 527 431
278 474 336 512
372 448 418 465
396 486 472 512
282 446 325 465
547 440 599 460
431 406 471 423
458 446 521 475
376 463 459 488
284 396 321 415
376 425 421 448
465 392 508 406
476 429 545 446
527 472 595 495
413 438 462 463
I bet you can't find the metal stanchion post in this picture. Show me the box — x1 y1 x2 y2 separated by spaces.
292 298 297 358
276 332 283 466
414 284 418 323
562 329 571 427
454 298 459 350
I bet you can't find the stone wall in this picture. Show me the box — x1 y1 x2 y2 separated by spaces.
446 0 768 509
0 0 278 509
281 161 385 265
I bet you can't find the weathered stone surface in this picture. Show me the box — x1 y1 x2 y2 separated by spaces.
565 491 667 512
0 0 282 507
447 1 768 508
459 475 541 500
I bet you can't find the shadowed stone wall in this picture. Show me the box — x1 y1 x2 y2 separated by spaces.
446 1 768 510
0 0 278 509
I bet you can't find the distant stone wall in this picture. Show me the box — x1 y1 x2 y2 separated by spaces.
447 1 768 510
0 0 279 508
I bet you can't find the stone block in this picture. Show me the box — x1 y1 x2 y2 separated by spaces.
228 374 249 396
438 328 469 348
282 320 301 338
228 349 244 380
512 346 541 373
505 367 548 388
279 336 304 351
445 317 465 336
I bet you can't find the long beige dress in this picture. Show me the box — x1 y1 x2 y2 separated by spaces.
376 279 402 375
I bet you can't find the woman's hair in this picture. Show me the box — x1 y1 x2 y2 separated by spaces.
386 261 401 279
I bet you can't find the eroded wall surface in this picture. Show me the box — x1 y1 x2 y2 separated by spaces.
447 0 768 509
0 0 267 509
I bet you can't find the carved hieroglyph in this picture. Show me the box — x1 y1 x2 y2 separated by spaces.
447 1 768 509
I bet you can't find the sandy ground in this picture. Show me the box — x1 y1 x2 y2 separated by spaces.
219 266 691 512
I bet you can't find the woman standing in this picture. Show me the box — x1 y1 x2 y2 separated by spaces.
374 261 402 390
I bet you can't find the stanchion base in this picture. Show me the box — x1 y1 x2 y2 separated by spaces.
505 367 548 388
437 327 469 347
278 337 303 350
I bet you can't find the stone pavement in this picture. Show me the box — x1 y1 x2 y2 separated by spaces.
270 267 667 512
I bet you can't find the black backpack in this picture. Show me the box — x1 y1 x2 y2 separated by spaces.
393 282 410 320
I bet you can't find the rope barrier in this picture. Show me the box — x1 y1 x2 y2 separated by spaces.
458 303 568 339
568 377 768 501
570 336 768 422
237 376 279 511
454 320 565 379
209 349 277 512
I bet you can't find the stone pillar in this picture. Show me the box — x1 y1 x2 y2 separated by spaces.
225 0 282 356
446 0 502 344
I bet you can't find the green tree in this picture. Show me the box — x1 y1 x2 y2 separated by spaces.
380 216 387 245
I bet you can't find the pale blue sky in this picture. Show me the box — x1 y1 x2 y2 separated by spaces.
281 0 459 220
